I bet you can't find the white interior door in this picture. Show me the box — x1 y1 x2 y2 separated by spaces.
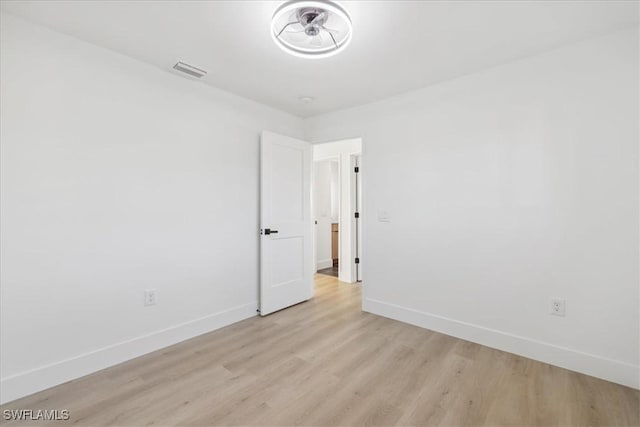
260 131 313 316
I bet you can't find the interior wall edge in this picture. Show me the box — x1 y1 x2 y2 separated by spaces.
0 11 306 129
0 302 257 405
301 25 639 131
363 297 639 390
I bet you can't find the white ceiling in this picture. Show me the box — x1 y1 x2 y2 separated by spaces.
2 1 638 117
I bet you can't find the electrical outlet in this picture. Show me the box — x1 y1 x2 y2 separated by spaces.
550 298 565 317
144 289 157 306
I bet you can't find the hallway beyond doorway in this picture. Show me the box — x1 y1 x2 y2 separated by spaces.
317 265 339 278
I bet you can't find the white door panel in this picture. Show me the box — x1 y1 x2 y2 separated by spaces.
260 131 312 315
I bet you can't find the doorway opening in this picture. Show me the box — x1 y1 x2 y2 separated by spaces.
313 158 339 277
312 138 362 284
259 132 361 316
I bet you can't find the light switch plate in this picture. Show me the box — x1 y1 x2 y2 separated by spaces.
377 210 391 222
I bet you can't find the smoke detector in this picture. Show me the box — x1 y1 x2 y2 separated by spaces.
271 1 352 58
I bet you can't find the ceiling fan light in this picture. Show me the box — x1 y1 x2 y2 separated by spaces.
271 0 352 59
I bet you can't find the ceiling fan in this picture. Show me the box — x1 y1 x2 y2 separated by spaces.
271 1 352 58
276 8 339 49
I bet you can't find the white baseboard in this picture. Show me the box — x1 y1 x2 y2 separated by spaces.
363 297 639 389
0 302 257 404
316 259 333 270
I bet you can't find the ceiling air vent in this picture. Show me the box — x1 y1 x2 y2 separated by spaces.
172 61 207 78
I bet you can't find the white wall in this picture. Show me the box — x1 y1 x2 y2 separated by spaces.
0 13 304 403
305 28 639 388
313 160 334 270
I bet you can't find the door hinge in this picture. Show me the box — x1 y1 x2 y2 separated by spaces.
354 212 360 218
355 257 360 264
354 166 359 173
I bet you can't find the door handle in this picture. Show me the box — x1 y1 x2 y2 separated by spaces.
264 228 279 235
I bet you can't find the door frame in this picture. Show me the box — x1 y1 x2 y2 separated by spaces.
311 138 363 284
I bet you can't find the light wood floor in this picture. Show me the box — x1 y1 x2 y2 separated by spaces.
2 275 638 426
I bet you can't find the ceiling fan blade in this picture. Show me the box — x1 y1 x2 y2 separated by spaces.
310 33 323 47
310 11 327 25
275 21 299 37
321 28 339 49
321 26 340 34
285 21 305 33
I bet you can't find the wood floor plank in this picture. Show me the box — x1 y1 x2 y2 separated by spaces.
1 274 638 426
